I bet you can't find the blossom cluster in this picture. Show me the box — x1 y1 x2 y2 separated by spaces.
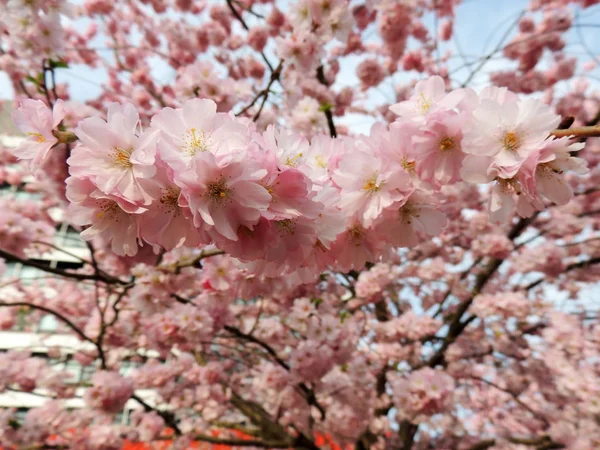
390 367 455 422
9 76 587 279
0 0 69 57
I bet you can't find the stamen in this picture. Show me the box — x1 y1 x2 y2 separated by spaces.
182 128 209 155
439 137 455 151
27 132 45 143
206 178 231 203
111 146 133 168
502 131 520 152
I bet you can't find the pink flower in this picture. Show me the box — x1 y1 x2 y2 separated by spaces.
333 141 412 227
66 176 145 257
247 26 269 51
10 99 65 172
175 150 271 241
68 102 158 205
138 161 209 250
521 137 588 206
330 221 387 271
389 76 447 120
412 110 466 185
289 97 328 136
472 293 531 320
201 254 239 291
133 412 165 442
472 233 514 259
390 367 455 421
356 58 385 89
276 31 323 73
462 97 561 177
151 98 249 170
83 371 134 413
290 340 335 382
355 263 394 300
257 125 311 173
378 192 447 247
439 19 453 41
486 177 540 224
262 168 322 220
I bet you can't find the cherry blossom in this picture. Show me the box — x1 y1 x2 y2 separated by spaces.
0 1 599 449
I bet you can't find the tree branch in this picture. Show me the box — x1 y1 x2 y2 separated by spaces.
550 125 600 139
0 248 127 285
316 65 337 138
0 301 94 345
224 325 327 420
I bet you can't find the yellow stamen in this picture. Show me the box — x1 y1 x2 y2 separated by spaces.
417 92 432 114
285 152 304 168
275 219 296 236
111 146 133 168
439 137 455 151
183 128 208 155
348 225 364 246
207 179 231 203
315 155 327 168
363 174 381 193
27 132 45 143
502 131 520 152
401 156 416 174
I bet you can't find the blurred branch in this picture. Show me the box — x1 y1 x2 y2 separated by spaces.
0 300 94 345
550 125 600 138
225 0 274 72
224 325 327 420
316 66 337 138
0 248 128 285
235 60 284 121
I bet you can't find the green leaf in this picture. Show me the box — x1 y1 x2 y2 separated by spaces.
319 102 333 112
48 58 69 69
310 297 323 307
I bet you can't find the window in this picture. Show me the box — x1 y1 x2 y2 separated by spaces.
37 314 59 333
114 410 131 425
81 364 96 383
63 360 83 384
14 408 28 424
18 266 48 284
119 360 140 377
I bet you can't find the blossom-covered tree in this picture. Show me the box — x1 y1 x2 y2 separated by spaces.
1 0 600 449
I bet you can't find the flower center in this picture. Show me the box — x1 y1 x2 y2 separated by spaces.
417 92 432 115
96 200 120 220
159 187 181 213
275 219 296 236
496 177 521 195
401 156 416 174
502 131 521 152
399 202 420 225
111 146 133 168
315 155 327 169
183 128 209 155
439 137 455 151
363 174 381 193
536 163 563 178
206 178 231 203
348 225 364 246
284 152 304 168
